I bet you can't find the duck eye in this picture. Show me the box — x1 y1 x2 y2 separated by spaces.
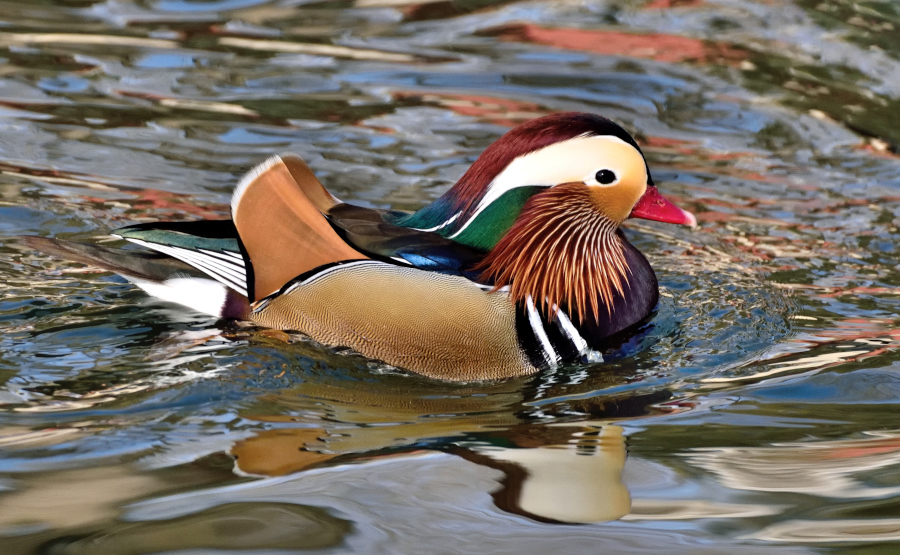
594 169 617 185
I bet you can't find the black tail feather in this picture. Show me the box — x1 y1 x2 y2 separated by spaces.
22 236 198 283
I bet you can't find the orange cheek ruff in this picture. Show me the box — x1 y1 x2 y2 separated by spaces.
475 183 630 323
587 178 647 225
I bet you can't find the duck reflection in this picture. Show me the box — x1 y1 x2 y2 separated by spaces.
231 420 630 524
228 356 674 524
453 424 630 523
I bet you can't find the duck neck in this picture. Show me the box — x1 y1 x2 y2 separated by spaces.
392 185 546 252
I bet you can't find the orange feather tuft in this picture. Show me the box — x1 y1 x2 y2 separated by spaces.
475 183 630 323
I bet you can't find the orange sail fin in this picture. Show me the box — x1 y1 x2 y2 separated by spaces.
231 155 367 301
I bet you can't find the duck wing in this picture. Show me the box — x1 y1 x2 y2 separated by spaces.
113 154 361 302
229 155 368 302
325 203 486 281
114 154 487 305
23 235 250 318
113 219 248 297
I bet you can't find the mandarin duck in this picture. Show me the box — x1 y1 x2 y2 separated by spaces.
26 113 695 381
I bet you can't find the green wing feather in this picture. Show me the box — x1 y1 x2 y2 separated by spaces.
113 220 241 253
326 204 485 279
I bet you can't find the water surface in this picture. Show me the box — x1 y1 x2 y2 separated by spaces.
2 0 900 552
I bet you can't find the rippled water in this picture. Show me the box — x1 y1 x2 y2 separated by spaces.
2 0 900 552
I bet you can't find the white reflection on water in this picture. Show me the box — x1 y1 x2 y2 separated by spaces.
685 431 900 498
751 518 900 543
624 499 782 521
459 425 630 523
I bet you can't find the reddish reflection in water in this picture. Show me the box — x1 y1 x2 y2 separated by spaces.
478 23 748 65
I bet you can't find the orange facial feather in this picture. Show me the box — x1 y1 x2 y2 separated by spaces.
475 183 630 323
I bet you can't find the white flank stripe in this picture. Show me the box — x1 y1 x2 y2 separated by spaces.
282 260 380 294
166 253 245 295
554 305 589 354
174 248 245 283
130 277 227 317
146 243 245 285
171 251 246 291
222 250 246 262
144 243 244 280
526 295 559 368
175 255 246 294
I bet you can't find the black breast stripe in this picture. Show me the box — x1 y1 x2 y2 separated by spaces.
543 312 581 362
515 300 603 369
515 308 551 370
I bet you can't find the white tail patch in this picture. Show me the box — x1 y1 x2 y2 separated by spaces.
129 277 227 317
121 238 248 297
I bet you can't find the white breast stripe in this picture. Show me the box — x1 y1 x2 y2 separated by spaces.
554 305 589 354
526 295 559 368
126 238 248 297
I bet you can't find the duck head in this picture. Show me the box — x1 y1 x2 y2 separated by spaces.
395 112 694 324
395 112 694 245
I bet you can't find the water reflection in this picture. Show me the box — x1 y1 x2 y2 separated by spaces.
2 0 900 550
0 466 161 535
752 517 900 544
227 357 671 524
458 425 630 523
687 431 900 498
38 503 351 554
234 421 631 524
0 460 350 553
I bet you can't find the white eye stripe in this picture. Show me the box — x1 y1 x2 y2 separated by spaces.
450 135 643 238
